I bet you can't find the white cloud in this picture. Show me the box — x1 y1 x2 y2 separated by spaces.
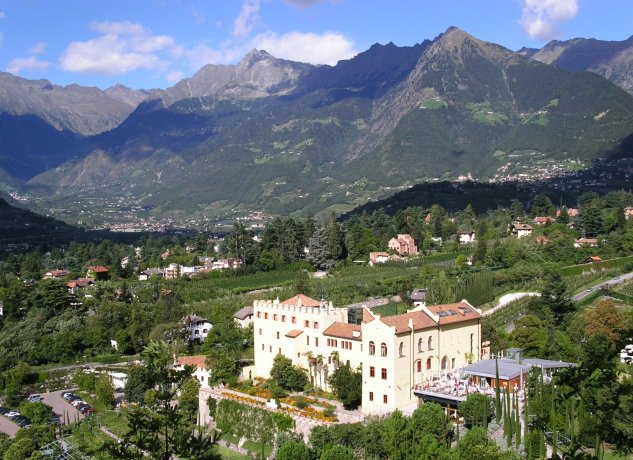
6 56 51 75
29 41 48 55
252 31 356 65
0 11 5 19
233 0 260 38
521 0 579 41
60 21 174 74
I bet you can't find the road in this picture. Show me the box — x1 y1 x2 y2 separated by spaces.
41 390 84 425
571 271 633 302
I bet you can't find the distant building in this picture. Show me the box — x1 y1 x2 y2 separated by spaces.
458 230 476 244
509 222 533 238
388 234 418 256
87 265 109 280
533 216 556 225
43 269 69 279
67 278 95 295
574 238 598 248
138 268 165 281
369 252 390 266
233 306 254 329
183 314 213 344
625 207 633 220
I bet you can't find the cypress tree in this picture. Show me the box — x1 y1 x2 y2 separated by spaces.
495 358 502 423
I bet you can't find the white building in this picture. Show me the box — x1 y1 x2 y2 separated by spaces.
174 356 211 389
233 306 254 329
252 294 482 416
183 314 213 344
459 230 476 244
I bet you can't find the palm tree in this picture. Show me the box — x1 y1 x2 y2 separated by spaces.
304 351 316 385
316 354 325 389
329 350 341 370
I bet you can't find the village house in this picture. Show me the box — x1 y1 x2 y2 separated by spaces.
252 294 482 416
409 288 427 307
369 252 390 266
509 222 533 238
67 278 95 295
387 234 418 256
173 356 211 389
233 306 254 329
183 314 213 344
86 265 109 280
458 230 476 244
43 269 69 279
138 268 165 281
533 216 556 225
574 238 598 248
625 207 633 220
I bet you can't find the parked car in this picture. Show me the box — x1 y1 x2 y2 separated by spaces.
0 406 9 415
71 400 86 407
6 411 20 418
62 393 75 400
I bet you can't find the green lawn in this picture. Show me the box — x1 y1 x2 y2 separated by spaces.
216 445 250 460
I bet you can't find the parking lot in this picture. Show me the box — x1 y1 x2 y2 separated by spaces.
41 390 84 425
0 412 19 437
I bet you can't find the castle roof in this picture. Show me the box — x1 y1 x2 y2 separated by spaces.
282 294 321 307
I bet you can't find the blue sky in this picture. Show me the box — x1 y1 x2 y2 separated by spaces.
0 0 631 90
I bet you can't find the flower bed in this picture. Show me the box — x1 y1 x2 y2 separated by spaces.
221 391 265 407
280 405 337 423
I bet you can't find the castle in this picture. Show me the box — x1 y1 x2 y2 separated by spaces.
253 293 482 415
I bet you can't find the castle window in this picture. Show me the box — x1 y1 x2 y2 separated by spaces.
276 332 280 339
259 328 262 336
369 341 375 355
369 392 374 401
381 343 387 357
315 337 319 347
313 321 319 329
264 313 268 319
304 320 309 328
381 368 387 379
428 336 433 350
426 357 432 370
292 317 296 324
370 366 375 377
418 338 423 352
417 360 422 372
257 312 261 318
399 342 404 357
273 314 277 321
282 315 286 322
383 395 388 404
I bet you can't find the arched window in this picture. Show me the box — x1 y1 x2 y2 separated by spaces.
418 338 423 352
426 357 432 370
428 336 433 350
399 342 404 357
416 360 422 372
369 341 375 355
381 343 387 357
441 356 448 371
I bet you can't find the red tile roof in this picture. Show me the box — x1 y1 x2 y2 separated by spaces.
283 294 321 307
323 322 361 340
427 302 481 325
176 355 207 369
380 311 437 334
285 329 304 338
88 265 109 273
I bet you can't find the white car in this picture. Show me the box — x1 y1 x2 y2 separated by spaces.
621 344 633 364
6 411 20 418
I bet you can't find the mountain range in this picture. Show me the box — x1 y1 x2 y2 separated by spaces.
2 27 633 224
